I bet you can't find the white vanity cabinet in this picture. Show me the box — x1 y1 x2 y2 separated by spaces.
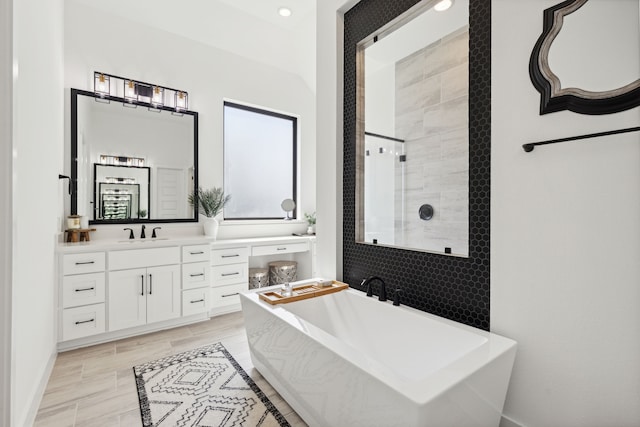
181 244 211 316
108 247 181 332
210 246 249 315
57 235 315 349
60 252 107 341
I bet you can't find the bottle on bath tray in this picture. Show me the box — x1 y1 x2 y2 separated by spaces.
281 283 293 297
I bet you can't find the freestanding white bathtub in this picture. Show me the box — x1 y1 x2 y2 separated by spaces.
240 282 516 427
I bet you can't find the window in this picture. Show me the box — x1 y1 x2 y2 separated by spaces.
223 101 297 220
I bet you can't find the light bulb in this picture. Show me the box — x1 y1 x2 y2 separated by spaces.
278 7 292 17
125 80 136 101
434 0 453 12
152 86 163 106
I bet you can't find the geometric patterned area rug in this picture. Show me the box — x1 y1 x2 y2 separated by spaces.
133 342 291 427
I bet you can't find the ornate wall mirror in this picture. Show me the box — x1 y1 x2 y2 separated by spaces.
71 89 198 224
530 0 640 115
344 0 491 330
356 0 469 256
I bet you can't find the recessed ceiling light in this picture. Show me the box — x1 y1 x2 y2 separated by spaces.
434 0 453 12
278 7 292 17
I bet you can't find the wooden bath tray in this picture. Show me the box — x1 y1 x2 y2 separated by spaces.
259 280 348 305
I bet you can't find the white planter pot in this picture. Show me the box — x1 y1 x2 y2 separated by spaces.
203 217 219 240
307 225 315 235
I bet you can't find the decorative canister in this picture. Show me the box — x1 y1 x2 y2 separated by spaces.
66 215 81 229
80 215 89 229
268 261 298 285
248 268 270 289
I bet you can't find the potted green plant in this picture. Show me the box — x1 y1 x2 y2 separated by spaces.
304 211 316 235
188 187 231 240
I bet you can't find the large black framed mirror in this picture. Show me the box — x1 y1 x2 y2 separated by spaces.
71 89 199 224
530 0 640 115
356 0 470 257
344 0 491 330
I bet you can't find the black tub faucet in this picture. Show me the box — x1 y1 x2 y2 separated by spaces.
393 288 402 306
361 276 387 302
140 224 146 239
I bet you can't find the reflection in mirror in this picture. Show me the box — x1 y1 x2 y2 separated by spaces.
357 0 469 256
72 89 198 223
549 0 639 92
530 0 640 114
94 164 150 220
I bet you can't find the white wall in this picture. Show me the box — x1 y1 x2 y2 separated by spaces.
492 1 640 426
0 0 13 423
64 1 316 238
12 0 64 425
316 0 347 279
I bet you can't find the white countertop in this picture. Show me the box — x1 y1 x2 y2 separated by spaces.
57 234 316 253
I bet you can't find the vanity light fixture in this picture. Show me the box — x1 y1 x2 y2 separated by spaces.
434 0 453 11
278 7 292 17
94 72 110 97
92 71 189 113
100 154 145 167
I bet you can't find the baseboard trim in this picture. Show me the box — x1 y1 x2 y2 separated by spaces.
19 349 57 427
500 414 525 427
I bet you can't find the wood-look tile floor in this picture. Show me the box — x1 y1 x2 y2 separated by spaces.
35 312 308 427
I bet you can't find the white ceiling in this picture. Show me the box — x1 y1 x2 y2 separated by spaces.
67 0 317 89
213 0 316 29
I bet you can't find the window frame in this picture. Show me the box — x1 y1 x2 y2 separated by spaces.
222 100 298 221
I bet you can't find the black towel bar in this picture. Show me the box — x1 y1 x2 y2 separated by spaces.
523 126 640 152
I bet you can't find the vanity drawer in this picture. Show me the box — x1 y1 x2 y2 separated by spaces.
182 262 210 290
63 252 105 275
62 303 106 341
62 272 105 308
251 242 309 257
211 263 248 287
182 288 209 316
210 283 246 309
211 246 249 266
108 247 180 271
182 245 211 264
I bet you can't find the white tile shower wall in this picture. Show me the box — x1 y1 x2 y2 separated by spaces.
394 26 469 255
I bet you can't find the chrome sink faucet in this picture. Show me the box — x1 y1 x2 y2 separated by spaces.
361 276 387 302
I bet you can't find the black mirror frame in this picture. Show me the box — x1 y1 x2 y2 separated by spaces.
529 0 640 115
343 0 491 331
70 88 199 224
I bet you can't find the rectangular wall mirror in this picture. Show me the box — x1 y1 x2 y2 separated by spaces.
71 89 198 224
356 0 469 257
